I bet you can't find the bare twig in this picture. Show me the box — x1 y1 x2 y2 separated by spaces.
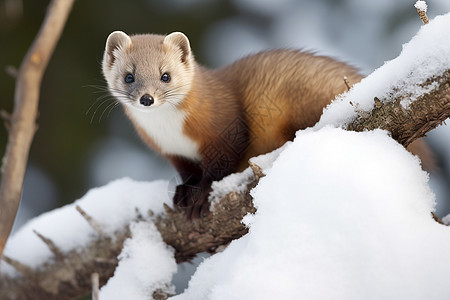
415 1 429 24
91 272 99 300
2 255 33 275
76 205 105 237
343 76 351 91
163 203 174 216
33 230 64 260
0 110 12 131
432 212 445 225
0 0 75 258
249 161 264 180
5 65 18 78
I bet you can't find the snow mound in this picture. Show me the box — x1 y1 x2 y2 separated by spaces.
172 127 450 300
100 221 177 299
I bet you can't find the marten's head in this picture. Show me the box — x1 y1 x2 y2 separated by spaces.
102 31 195 111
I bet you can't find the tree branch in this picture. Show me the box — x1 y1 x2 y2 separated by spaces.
0 0 75 257
347 71 450 147
1 230 127 299
157 180 257 263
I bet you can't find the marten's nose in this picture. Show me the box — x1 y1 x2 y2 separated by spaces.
139 94 154 107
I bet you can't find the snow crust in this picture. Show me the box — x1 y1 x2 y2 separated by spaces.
2 178 172 276
172 127 450 300
100 221 177 299
209 168 254 207
415 1 428 12
249 142 291 175
317 12 450 128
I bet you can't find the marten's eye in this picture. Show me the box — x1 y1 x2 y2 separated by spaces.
161 73 171 83
124 73 135 84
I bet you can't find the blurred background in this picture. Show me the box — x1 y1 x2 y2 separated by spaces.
0 0 449 238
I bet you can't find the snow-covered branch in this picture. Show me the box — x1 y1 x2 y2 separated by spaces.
316 12 450 146
1 227 128 299
347 70 449 147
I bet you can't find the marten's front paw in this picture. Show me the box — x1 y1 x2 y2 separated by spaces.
173 183 211 219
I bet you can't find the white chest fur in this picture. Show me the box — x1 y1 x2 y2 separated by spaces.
128 105 201 161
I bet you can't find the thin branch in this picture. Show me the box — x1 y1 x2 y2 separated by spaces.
2 255 33 275
249 161 264 180
5 65 18 79
0 0 75 258
76 205 105 237
343 76 351 91
33 230 64 260
0 110 12 131
415 1 429 24
92 272 99 300
432 212 444 225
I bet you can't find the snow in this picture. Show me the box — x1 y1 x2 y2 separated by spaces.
442 214 450 225
249 142 290 175
209 168 254 208
172 127 450 300
209 142 290 209
100 221 177 299
2 178 172 276
317 12 450 128
6 127 450 299
415 1 428 12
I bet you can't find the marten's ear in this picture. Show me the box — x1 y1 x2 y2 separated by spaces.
163 32 192 64
103 31 132 69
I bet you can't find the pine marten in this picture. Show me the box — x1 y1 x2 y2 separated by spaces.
102 31 432 218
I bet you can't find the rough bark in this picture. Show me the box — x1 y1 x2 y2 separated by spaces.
1 232 127 299
0 0 75 258
347 70 450 147
157 178 258 263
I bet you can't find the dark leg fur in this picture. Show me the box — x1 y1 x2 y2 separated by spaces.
169 155 226 219
168 117 250 219
168 156 203 212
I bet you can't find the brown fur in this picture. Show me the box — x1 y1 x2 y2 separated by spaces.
176 50 365 173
